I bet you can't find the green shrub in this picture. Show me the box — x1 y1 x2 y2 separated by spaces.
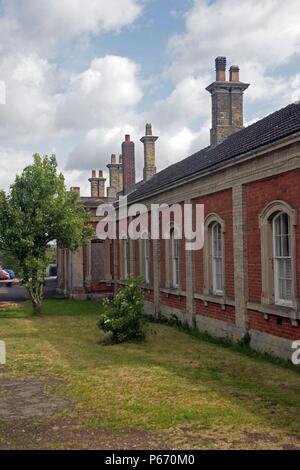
97 276 147 343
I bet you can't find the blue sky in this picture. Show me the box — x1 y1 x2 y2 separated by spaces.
0 0 300 194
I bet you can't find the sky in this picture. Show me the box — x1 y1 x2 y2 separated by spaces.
0 0 300 196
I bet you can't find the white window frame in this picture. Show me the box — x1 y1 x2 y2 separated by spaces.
171 228 180 288
259 200 297 309
141 232 150 285
203 213 226 298
211 222 224 296
273 212 293 307
121 236 128 280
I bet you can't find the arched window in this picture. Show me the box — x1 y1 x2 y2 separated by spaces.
203 214 225 297
141 232 150 285
212 222 224 295
259 200 296 308
273 212 293 306
170 227 180 288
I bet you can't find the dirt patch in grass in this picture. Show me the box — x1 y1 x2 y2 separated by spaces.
167 424 300 450
0 417 172 450
0 378 70 419
0 377 171 450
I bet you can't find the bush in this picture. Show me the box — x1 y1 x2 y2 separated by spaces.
97 276 147 343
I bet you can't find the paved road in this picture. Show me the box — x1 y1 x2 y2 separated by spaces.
0 278 63 302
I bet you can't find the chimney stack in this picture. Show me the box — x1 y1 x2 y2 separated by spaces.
206 57 249 146
89 170 106 198
140 123 158 181
122 134 136 194
107 153 123 198
70 187 80 196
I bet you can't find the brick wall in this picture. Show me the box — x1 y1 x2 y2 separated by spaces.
193 189 234 297
160 292 187 311
195 299 235 324
91 282 114 294
249 311 300 340
246 169 300 339
143 289 154 303
246 169 300 302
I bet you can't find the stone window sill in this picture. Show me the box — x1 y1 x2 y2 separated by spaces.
116 281 153 292
160 288 186 298
141 284 153 292
194 292 235 309
247 302 300 321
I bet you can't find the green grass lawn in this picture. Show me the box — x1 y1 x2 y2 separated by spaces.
1 299 300 449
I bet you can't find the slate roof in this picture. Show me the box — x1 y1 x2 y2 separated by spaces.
128 102 300 203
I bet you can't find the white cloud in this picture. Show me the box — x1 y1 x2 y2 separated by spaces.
0 148 33 191
291 74 300 102
1 0 300 198
0 54 57 145
57 55 143 131
0 0 144 193
0 0 142 54
167 0 300 81
151 75 211 129
165 0 300 116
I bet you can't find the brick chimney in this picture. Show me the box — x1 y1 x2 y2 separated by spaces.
140 123 158 181
89 170 106 198
107 154 123 198
122 134 135 194
206 57 249 147
70 187 80 196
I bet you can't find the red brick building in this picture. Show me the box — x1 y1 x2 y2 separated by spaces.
58 57 300 360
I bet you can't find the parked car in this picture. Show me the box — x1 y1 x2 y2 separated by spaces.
0 268 15 287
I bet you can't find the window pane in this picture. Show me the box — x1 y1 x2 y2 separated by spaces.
212 222 223 294
171 229 180 287
282 213 290 235
275 257 293 302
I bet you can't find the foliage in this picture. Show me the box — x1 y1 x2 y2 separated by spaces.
97 276 147 343
0 154 94 313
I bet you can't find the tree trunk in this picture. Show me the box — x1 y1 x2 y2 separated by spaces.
28 280 44 315
32 297 42 315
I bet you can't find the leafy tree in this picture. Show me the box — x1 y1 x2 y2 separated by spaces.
97 276 147 343
0 154 94 314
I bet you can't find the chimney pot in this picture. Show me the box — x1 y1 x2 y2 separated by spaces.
92 170 96 178
99 170 103 178
111 154 117 164
230 65 240 82
125 134 131 142
141 124 158 181
215 56 227 81
119 154 123 164
146 123 152 136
